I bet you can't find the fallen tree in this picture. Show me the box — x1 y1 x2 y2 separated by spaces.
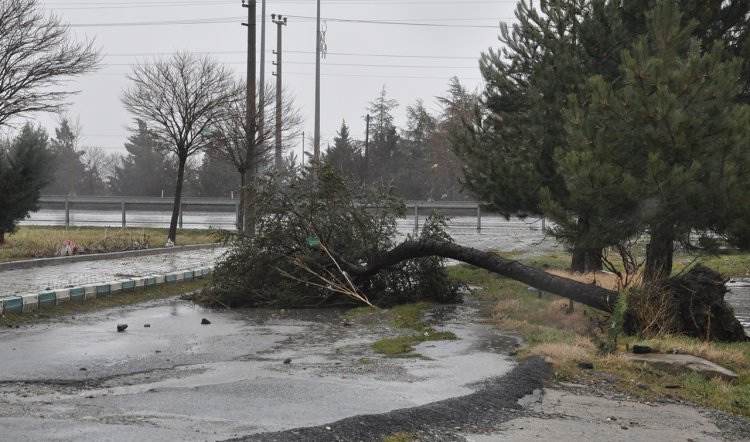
335 239 619 312
331 239 747 343
206 168 746 342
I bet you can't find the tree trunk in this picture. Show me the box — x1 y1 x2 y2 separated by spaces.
644 227 674 282
569 217 603 273
0 230 5 245
335 239 619 312
570 247 603 273
167 155 186 243
237 169 246 233
241 169 255 235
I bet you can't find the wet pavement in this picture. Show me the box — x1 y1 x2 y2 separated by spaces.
0 296 519 441
0 246 227 296
727 279 750 335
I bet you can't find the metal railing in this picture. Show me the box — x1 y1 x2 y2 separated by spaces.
37 195 241 229
32 196 544 233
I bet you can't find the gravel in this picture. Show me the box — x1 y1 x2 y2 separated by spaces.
226 357 551 442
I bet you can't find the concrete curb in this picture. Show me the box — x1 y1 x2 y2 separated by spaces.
0 243 221 272
0 267 212 315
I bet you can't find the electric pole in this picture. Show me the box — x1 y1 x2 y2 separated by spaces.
258 0 267 156
241 0 257 235
364 114 370 186
313 0 321 169
272 14 287 170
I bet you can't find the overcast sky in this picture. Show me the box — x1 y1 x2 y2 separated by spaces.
31 0 520 161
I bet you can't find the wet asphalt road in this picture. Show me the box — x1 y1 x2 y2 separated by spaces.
0 296 525 441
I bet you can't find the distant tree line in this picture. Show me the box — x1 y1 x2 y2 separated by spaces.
322 78 478 201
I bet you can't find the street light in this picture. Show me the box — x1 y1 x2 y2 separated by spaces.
271 13 287 170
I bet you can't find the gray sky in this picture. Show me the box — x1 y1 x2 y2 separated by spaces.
33 0 519 161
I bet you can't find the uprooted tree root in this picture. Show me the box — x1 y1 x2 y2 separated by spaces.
623 264 747 342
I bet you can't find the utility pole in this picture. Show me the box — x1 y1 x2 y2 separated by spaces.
313 0 321 169
272 14 287 170
301 131 305 165
241 0 257 235
258 0 267 156
364 114 370 186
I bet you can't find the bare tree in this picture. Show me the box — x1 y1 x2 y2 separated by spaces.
81 146 120 194
0 0 100 127
208 80 303 232
121 52 239 243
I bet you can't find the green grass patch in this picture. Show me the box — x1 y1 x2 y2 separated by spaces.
345 305 382 318
382 433 417 442
373 329 457 357
0 279 207 327
525 250 573 269
688 252 750 278
0 226 219 262
389 302 436 330
371 302 457 357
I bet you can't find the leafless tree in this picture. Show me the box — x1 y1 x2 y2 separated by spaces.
208 80 303 232
121 52 239 243
0 0 100 127
81 146 119 185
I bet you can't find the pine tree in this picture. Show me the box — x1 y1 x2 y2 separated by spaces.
0 124 53 244
111 120 177 196
366 87 403 190
454 0 602 271
43 118 86 196
557 1 750 281
455 0 750 273
434 77 478 200
323 120 363 183
196 148 239 197
400 99 436 199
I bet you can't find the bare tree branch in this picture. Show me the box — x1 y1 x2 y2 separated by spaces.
208 80 304 174
205 79 303 232
0 0 101 127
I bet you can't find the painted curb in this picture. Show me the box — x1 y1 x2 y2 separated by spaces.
21 294 38 312
2 297 22 313
54 288 70 305
69 287 85 303
0 267 212 315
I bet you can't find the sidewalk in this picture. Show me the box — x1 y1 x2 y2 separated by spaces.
0 245 227 313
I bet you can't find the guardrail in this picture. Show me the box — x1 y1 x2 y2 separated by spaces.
39 195 241 229
34 196 544 233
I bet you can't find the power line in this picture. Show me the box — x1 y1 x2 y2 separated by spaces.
48 1 232 10
67 15 511 28
101 60 478 69
68 17 238 27
90 70 483 80
51 0 511 8
287 15 502 28
281 71 482 80
103 49 480 60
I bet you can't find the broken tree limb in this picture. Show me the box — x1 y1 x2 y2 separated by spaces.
334 239 620 313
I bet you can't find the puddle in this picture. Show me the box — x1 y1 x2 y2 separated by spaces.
0 296 519 440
